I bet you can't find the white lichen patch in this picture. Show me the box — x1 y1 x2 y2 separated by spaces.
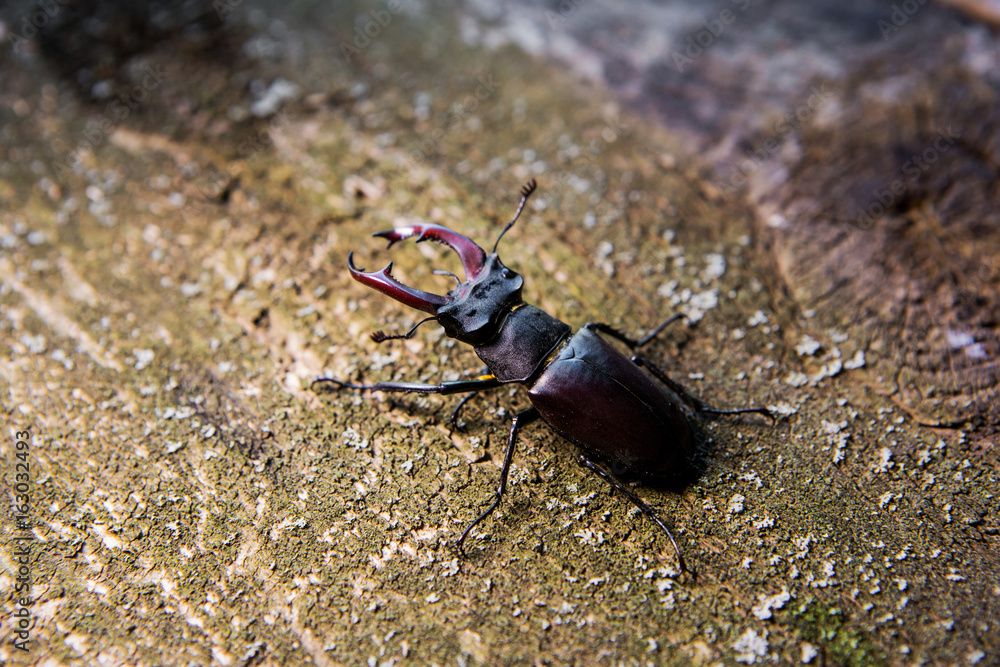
342 426 369 452
20 333 47 354
596 241 615 276
702 253 727 281
732 629 769 664
685 288 719 323
792 534 813 559
369 349 401 372
132 348 155 370
740 471 763 489
784 372 808 387
946 330 974 348
873 447 893 473
269 517 307 541
728 494 746 514
843 349 866 369
811 560 836 588
809 359 842 385
657 278 679 298
157 406 196 420
768 401 799 416
574 529 606 546
751 589 790 620
822 419 847 435
91 524 125 551
64 633 90 655
963 342 987 359
822 419 850 463
796 335 822 356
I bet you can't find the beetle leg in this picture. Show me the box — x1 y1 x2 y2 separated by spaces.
576 455 688 574
457 406 541 557
448 392 478 430
448 366 494 429
584 313 686 350
312 375 501 395
631 354 774 420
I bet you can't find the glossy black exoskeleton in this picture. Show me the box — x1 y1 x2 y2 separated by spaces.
316 179 771 570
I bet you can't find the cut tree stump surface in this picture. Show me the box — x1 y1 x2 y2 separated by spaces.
0 1 997 665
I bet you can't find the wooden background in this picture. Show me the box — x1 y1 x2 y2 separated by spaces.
1 0 997 664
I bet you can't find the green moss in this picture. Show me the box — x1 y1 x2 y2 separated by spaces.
790 599 888 667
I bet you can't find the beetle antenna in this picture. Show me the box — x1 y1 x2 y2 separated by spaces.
492 178 537 254
371 316 438 343
433 269 462 287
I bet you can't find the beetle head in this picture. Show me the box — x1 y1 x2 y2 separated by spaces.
348 224 524 346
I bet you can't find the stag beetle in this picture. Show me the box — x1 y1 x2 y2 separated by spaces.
315 179 771 570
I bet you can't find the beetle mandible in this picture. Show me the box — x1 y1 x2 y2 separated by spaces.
316 179 771 570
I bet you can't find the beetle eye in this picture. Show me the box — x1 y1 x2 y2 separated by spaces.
502 268 512 279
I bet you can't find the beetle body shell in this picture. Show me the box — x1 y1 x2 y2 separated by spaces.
329 180 768 562
347 217 697 481
526 327 693 481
